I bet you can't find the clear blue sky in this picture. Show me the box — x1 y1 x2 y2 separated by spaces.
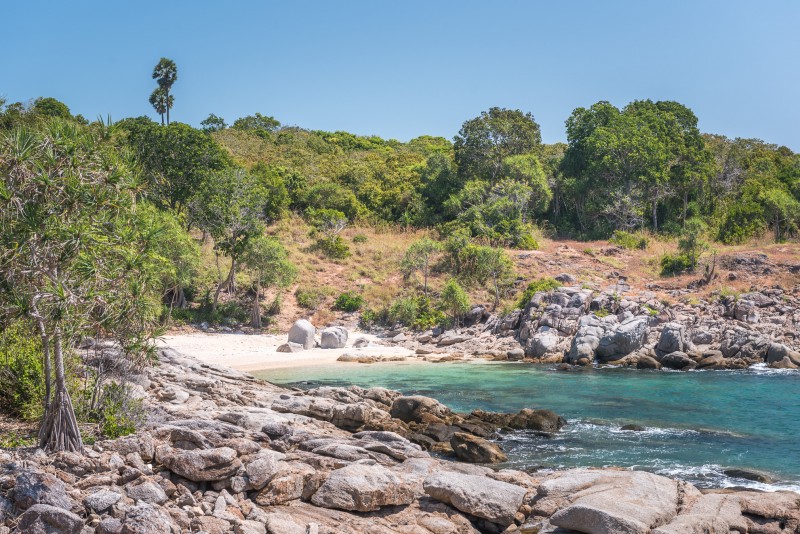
3 1 798 149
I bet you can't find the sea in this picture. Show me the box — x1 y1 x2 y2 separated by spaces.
256 361 800 492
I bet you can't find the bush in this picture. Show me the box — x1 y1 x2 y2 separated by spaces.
388 297 419 326
295 286 329 309
312 236 351 259
660 253 693 276
352 234 368 244
0 322 45 421
439 279 470 326
516 277 562 308
413 298 446 330
334 291 364 312
359 308 378 328
609 230 649 250
98 383 146 439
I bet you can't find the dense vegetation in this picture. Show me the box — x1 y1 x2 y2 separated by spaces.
0 75 798 450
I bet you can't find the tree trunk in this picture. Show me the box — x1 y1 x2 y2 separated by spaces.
492 273 500 310
652 198 658 231
38 329 83 453
250 283 261 328
213 258 236 312
166 90 170 125
33 315 52 412
682 190 688 227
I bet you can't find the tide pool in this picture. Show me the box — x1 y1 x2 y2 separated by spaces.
256 362 800 491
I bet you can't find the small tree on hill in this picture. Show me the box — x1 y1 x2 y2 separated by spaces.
241 237 297 327
677 217 709 272
152 58 177 124
439 279 470 328
401 238 442 298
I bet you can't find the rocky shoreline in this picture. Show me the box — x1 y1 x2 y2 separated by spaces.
0 346 798 534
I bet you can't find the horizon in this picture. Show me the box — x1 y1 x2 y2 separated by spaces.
2 1 799 150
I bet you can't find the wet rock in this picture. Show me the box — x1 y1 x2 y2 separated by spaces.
637 354 661 369
723 468 773 483
288 319 316 349
660 351 697 370
424 471 526 527
390 395 452 424
450 433 507 463
620 424 646 431
311 462 416 512
16 504 83 534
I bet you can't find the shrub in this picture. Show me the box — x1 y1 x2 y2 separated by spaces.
516 277 562 308
660 253 693 276
312 236 351 259
352 234 368 244
609 230 649 250
388 297 419 326
439 279 470 326
359 308 378 328
413 298 446 330
334 291 364 312
295 286 329 309
0 322 45 421
98 383 146 439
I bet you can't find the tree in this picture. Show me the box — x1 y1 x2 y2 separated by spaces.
501 154 552 216
474 246 515 309
148 87 170 126
0 120 164 452
152 58 177 124
677 218 709 272
31 97 71 119
241 237 296 327
189 168 266 310
439 279 470 327
232 113 280 133
454 107 541 183
401 238 442 297
201 113 227 132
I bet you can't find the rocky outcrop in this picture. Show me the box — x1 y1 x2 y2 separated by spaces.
423 471 527 526
320 326 348 349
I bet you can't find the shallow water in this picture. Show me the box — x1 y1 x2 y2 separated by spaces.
256 361 800 491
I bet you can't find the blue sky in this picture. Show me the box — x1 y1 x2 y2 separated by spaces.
3 1 798 149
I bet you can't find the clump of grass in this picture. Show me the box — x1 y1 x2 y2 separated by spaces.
610 230 649 250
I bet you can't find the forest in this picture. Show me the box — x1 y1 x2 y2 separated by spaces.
1 63 799 451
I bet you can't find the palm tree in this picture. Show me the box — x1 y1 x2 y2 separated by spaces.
152 58 177 124
148 87 169 125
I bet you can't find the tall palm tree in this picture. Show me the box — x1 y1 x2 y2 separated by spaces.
152 58 177 124
148 87 169 125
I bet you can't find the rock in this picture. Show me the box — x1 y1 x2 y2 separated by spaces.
450 433 507 463
263 512 307 534
660 351 697 370
235 520 268 534
353 337 370 348
723 468 773 483
438 333 468 347
255 462 315 506
120 502 177 534
636 355 661 369
311 462 416 512
83 489 122 513
544 469 681 534
125 479 167 505
390 395 452 424
288 319 316 349
245 450 286 490
691 331 714 345
423 471 526 526
596 317 649 361
320 326 348 349
620 424 646 431
555 273 576 284
276 342 304 353
272 394 336 420
766 342 800 366
191 516 231 534
16 504 84 534
656 323 687 356
697 352 725 368
158 446 242 482
13 470 77 511
770 356 799 369
734 300 759 323
653 493 746 534
528 329 560 358
97 518 123 534
507 348 525 360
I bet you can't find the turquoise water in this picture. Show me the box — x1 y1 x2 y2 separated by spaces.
257 362 800 491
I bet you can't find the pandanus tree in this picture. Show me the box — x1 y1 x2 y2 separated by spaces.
0 120 164 452
151 58 177 124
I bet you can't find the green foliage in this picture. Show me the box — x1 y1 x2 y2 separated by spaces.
352 234 368 244
439 279 470 326
516 277 562 309
295 286 330 309
98 383 146 439
388 296 419 326
659 253 693 276
0 322 45 421
201 113 227 132
609 230 649 250
677 218 709 271
31 97 71 119
232 113 280 136
401 237 442 295
334 291 364 312
312 235 351 259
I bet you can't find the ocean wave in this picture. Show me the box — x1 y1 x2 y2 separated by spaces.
651 462 800 493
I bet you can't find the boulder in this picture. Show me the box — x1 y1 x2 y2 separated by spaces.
158 446 242 482
84 489 122 513
353 337 370 348
276 342 304 353
566 315 608 363
450 433 507 463
288 319 316 349
255 462 315 506
125 479 167 505
311 462 416 512
766 343 800 366
636 355 661 369
543 469 682 534
13 470 77 511
506 408 566 433
596 317 649 361
652 494 746 534
320 326 348 349
390 395 452 424
120 502 176 534
660 351 697 370
528 328 560 358
423 471 526 526
245 451 286 490
16 504 84 534
656 323 686 356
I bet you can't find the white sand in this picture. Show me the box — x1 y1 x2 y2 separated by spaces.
159 330 415 372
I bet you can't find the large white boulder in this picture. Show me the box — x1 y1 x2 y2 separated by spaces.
320 326 348 349
288 319 316 349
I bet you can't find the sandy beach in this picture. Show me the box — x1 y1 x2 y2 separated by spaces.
159 330 415 372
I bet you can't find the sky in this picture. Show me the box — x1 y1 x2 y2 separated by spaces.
2 1 798 150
